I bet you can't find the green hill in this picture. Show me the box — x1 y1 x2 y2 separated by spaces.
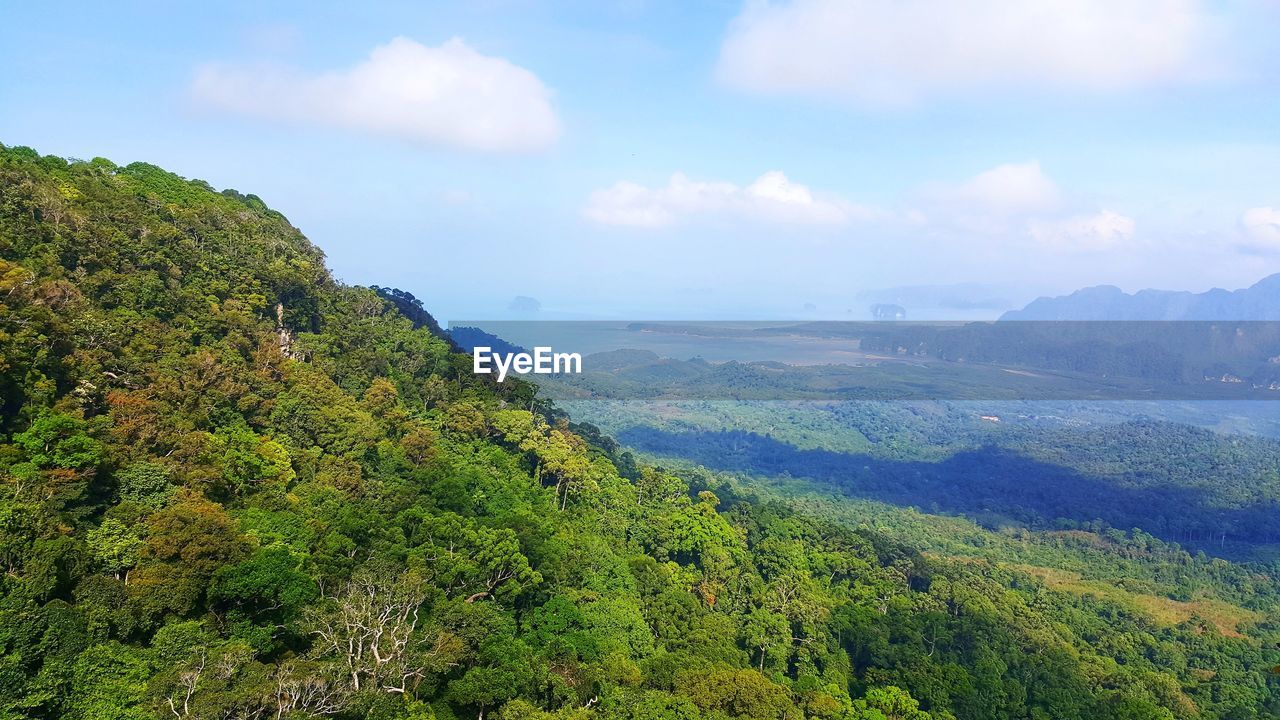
1 143 1277 719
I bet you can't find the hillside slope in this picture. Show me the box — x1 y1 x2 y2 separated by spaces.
1 144 1277 719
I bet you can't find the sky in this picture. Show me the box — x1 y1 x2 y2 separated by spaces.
2 0 1279 320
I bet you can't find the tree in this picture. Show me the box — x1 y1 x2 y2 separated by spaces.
86 518 145 581
130 491 249 617
209 546 317 652
740 607 790 672
676 668 793 720
409 513 541 604
305 565 463 694
402 425 439 465
850 686 933 720
115 462 174 508
66 642 152 720
448 640 537 720
13 412 104 470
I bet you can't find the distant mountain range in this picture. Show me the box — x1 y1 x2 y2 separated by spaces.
1001 273 1280 321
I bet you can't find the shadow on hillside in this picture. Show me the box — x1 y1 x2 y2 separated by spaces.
616 426 1280 549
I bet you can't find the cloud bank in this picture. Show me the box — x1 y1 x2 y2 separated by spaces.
583 171 865 227
192 37 560 153
927 161 1063 216
718 0 1215 105
586 162 1138 254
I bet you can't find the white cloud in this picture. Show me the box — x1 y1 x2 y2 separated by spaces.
929 161 1062 216
192 37 560 153
1029 210 1136 251
718 0 1214 105
913 161 1064 236
583 171 865 227
1240 207 1280 252
915 162 1135 250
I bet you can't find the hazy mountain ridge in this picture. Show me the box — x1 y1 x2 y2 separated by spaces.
1001 273 1280 320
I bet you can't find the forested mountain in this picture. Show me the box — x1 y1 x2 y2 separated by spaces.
372 286 459 350
612 419 1280 548
1 143 1278 720
448 326 530 358
1001 275 1280 320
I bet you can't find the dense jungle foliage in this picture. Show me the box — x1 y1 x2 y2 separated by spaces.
1 144 1278 720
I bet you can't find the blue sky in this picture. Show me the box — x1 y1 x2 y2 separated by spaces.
3 0 1279 320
